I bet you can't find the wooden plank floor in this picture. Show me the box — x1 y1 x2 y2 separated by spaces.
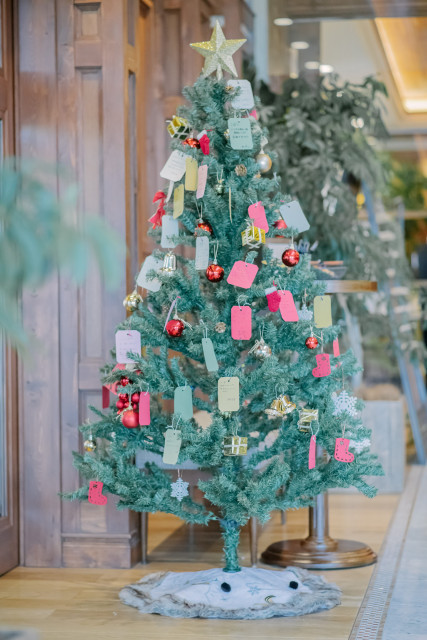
0 493 398 640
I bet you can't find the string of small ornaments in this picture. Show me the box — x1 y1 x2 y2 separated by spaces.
85 22 362 507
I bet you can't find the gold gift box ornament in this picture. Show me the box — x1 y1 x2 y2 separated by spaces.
297 408 319 432
241 224 265 249
223 435 248 456
167 115 190 140
265 395 296 418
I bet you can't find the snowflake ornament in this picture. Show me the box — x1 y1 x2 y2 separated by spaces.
332 390 358 418
298 303 313 322
349 438 371 454
170 477 189 502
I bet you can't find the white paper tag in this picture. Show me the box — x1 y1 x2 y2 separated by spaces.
160 150 188 181
196 164 208 199
228 79 255 110
218 377 240 412
279 201 310 233
136 254 163 292
161 214 179 249
115 330 141 364
195 236 210 270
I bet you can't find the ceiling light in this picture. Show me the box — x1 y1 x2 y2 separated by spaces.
274 17 293 26
319 64 334 74
290 41 309 50
305 61 320 70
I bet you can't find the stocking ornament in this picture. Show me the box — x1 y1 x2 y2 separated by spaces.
312 353 331 377
88 480 107 505
265 285 281 312
334 435 354 463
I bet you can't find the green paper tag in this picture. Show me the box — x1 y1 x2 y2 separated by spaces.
314 296 332 328
174 385 193 421
202 337 218 372
162 429 182 465
228 117 253 150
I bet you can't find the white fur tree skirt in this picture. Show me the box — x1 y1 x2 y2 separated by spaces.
119 566 341 619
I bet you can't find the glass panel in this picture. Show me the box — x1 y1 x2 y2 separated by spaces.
128 72 138 277
0 119 5 517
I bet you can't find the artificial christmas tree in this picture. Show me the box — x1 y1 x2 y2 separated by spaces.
65 22 381 618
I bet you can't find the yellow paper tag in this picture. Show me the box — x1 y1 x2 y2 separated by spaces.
314 296 332 328
218 377 240 412
185 157 198 191
173 184 184 218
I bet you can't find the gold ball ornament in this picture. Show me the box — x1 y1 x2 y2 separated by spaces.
224 129 230 140
256 152 272 174
235 164 247 177
215 321 227 333
83 438 96 452
123 289 143 312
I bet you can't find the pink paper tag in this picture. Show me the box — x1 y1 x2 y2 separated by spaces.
248 202 269 232
312 353 331 378
334 437 354 463
231 306 252 340
139 392 151 426
196 164 208 199
333 338 340 358
309 434 316 469
265 286 281 312
88 480 107 506
279 290 299 322
102 386 110 409
227 261 259 289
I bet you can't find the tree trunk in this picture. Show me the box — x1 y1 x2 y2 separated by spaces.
221 519 241 572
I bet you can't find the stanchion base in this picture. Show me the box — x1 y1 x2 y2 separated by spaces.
261 538 377 570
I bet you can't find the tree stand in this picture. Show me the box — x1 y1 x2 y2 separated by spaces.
261 492 377 570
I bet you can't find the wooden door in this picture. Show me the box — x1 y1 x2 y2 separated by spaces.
0 0 18 576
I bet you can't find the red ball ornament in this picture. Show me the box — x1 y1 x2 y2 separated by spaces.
131 392 140 403
196 220 213 235
305 336 319 349
118 393 128 401
166 318 185 337
132 402 138 410
183 137 201 149
206 263 224 282
120 376 130 386
116 400 125 410
282 248 300 267
274 219 287 237
121 410 139 428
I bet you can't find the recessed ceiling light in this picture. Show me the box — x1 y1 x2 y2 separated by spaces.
319 64 334 73
274 17 293 26
305 61 320 70
291 41 309 50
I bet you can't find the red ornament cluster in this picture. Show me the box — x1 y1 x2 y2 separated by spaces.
166 318 185 337
305 336 319 350
206 263 224 282
115 377 140 428
282 248 300 267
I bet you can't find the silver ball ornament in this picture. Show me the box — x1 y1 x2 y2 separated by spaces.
252 339 272 359
256 152 272 174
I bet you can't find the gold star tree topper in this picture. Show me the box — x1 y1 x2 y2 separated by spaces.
190 20 246 81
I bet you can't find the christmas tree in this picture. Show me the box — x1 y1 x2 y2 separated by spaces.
66 23 382 578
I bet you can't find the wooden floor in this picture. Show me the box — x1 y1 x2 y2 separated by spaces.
0 493 398 640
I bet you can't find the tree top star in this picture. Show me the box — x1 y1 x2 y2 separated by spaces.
190 20 246 81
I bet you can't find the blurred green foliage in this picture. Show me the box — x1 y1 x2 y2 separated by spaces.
0 159 125 351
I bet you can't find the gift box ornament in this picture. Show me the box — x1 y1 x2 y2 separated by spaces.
297 408 319 432
241 224 265 249
265 395 296 418
223 435 248 456
167 115 190 140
